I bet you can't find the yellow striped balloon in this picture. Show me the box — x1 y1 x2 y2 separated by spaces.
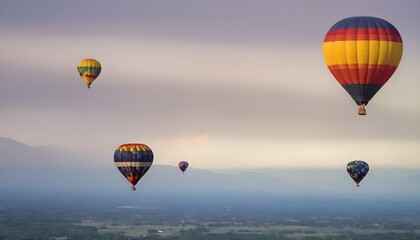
323 16 403 115
77 59 101 89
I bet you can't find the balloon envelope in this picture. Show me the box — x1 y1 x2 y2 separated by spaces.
347 160 369 187
77 59 101 88
114 143 153 191
323 16 403 115
178 161 189 173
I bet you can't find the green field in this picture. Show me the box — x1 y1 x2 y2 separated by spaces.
75 219 420 239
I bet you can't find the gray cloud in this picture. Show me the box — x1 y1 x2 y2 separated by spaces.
0 0 419 168
1 0 418 44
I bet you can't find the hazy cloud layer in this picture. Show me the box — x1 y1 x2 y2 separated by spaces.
1 0 419 168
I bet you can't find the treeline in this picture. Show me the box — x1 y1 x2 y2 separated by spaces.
139 227 419 240
1 225 419 240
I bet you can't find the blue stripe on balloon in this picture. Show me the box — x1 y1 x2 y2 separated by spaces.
330 16 397 31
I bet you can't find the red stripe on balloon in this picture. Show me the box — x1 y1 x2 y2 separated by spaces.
327 65 398 85
324 28 402 42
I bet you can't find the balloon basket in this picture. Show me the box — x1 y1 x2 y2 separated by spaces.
358 106 366 115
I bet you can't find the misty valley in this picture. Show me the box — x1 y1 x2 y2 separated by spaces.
1 194 420 240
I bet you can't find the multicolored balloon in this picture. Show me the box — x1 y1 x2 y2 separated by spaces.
114 143 153 191
347 160 369 187
323 16 403 115
178 161 189 173
77 59 102 88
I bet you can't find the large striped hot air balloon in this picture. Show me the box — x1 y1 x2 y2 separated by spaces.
114 143 153 191
323 17 403 115
77 59 101 89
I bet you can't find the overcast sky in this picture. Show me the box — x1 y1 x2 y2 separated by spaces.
1 0 419 169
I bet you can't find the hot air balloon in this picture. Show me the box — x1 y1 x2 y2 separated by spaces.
114 143 153 191
323 16 403 115
77 59 101 88
178 161 189 173
347 160 369 187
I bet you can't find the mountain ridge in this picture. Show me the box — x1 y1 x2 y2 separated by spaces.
1 137 419 198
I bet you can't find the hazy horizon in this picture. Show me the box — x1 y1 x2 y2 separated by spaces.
1 137 420 203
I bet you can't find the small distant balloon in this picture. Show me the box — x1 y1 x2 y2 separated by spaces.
347 160 369 187
178 161 189 173
323 16 403 115
114 143 153 191
77 59 101 89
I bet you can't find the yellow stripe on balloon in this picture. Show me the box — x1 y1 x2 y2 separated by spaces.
78 59 101 68
323 41 403 66
117 144 152 153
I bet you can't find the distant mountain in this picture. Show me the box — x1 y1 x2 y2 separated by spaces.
219 168 420 197
0 137 291 194
0 164 293 195
0 137 419 200
0 137 93 167
0 137 34 165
